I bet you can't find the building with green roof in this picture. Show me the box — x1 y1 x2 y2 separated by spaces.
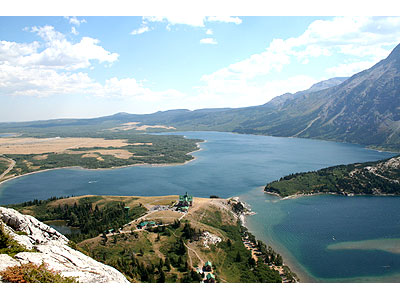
179 192 193 207
205 273 215 283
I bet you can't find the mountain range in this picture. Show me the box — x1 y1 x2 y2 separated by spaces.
1 43 400 151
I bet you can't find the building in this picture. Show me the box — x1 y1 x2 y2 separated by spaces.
205 273 215 283
203 261 212 272
179 192 193 207
137 221 148 229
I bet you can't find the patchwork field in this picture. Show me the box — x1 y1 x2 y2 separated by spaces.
0 133 200 182
0 137 132 155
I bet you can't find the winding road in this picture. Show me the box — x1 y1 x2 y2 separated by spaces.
0 157 16 181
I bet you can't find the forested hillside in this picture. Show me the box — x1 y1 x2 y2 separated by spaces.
265 155 400 198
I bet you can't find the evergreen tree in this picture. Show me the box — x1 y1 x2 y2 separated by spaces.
235 251 242 262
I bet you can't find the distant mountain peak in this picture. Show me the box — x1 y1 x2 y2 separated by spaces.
387 43 400 61
113 112 130 116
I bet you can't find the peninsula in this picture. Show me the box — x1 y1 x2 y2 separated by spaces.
265 155 400 198
0 126 202 184
4 193 298 283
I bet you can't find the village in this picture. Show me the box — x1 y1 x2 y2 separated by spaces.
100 192 296 283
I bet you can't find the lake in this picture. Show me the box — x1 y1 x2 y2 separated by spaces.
0 131 398 282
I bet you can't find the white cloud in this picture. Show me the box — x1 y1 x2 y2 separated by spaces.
15 26 119 70
326 60 376 77
93 77 186 102
0 63 98 97
206 16 242 25
71 27 78 35
200 38 217 45
0 25 184 103
188 75 318 109
65 16 87 26
141 16 242 28
206 29 213 35
193 16 400 108
143 16 206 27
131 26 150 35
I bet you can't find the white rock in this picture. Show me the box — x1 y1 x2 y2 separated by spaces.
202 231 222 248
0 207 129 283
0 254 20 272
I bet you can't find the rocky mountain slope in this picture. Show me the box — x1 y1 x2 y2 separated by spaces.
0 207 128 283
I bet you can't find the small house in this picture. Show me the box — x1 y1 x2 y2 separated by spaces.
205 273 215 283
137 221 148 229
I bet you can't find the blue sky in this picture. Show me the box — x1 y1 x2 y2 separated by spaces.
1 14 400 121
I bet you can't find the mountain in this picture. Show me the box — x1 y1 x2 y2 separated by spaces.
264 77 348 109
256 44 400 149
1 43 399 150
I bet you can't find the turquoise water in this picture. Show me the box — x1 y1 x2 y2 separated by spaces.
242 190 400 282
0 131 398 282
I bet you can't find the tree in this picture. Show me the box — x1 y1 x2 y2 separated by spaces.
235 251 242 262
157 270 166 283
275 254 283 266
165 257 171 271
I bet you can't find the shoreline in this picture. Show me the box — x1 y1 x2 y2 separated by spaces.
240 209 315 283
233 197 306 283
0 141 205 187
264 191 400 200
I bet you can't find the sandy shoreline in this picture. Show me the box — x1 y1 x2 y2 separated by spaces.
264 191 399 200
239 198 316 283
0 141 205 187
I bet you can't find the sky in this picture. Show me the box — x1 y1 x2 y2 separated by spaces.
1 11 400 121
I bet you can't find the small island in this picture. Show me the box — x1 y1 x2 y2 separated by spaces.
265 155 400 198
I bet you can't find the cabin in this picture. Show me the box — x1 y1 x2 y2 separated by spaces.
203 261 212 272
205 273 215 283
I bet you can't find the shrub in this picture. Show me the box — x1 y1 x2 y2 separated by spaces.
0 262 77 283
0 222 33 257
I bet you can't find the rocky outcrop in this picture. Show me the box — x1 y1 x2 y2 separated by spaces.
0 207 129 283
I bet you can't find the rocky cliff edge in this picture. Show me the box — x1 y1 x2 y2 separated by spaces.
0 206 128 283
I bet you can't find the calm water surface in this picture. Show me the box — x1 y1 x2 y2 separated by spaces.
0 131 398 282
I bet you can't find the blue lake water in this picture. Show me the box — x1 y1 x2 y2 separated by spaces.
0 131 398 282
